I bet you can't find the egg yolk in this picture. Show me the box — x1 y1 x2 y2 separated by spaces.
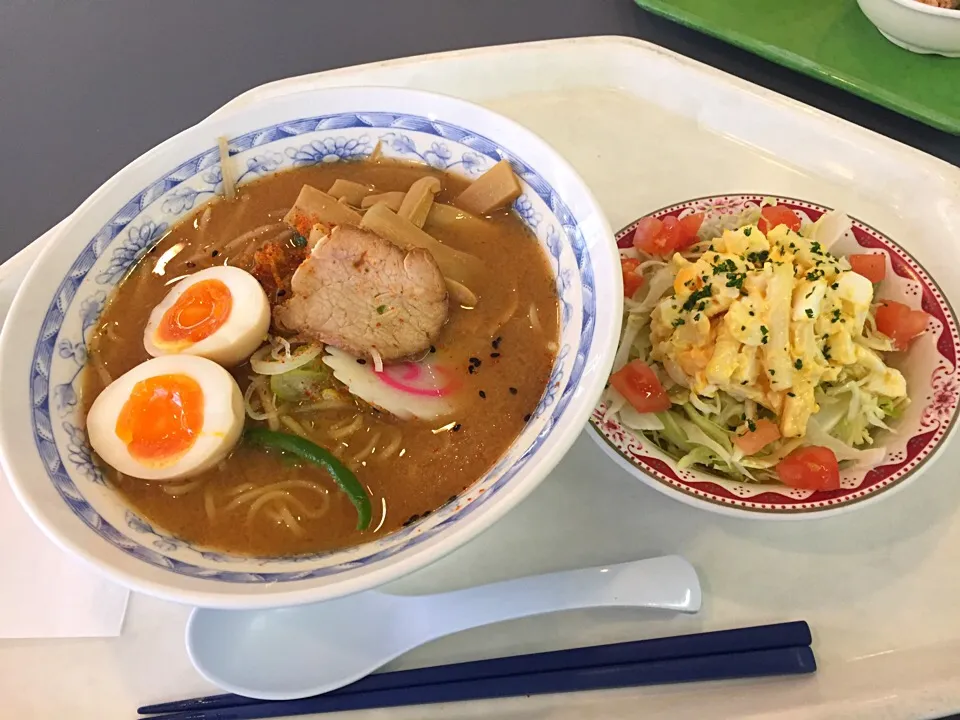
157 279 232 345
115 374 204 464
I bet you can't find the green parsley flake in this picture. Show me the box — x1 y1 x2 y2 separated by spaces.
682 285 712 312
805 308 814 319
713 259 737 275
725 273 745 289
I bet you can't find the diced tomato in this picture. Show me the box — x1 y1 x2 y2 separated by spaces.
875 300 929 351
633 211 704 256
734 419 781 455
758 205 802 234
610 360 672 413
848 254 886 283
659 216 682 250
776 446 840 491
677 212 705 250
621 257 644 298
633 215 682 256
633 217 666 255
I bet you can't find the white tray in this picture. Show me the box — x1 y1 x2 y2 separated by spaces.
4 36 960 720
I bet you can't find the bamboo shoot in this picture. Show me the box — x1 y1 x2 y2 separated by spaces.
361 192 406 212
360 203 483 287
283 185 361 236
398 177 441 228
454 160 522 215
328 179 372 207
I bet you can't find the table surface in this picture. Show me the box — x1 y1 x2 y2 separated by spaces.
2 2 959 718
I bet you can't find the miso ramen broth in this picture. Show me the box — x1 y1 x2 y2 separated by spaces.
83 159 560 556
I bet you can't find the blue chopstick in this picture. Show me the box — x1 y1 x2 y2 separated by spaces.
142 646 815 719
139 621 811 715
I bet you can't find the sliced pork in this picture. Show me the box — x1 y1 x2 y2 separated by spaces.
276 225 448 361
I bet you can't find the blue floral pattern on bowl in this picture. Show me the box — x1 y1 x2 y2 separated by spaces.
31 110 597 582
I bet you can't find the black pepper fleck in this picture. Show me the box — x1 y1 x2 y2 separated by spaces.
356 359 366 365
492 336 502 349
509 387 518 395
490 352 501 358
430 345 437 354
479 390 486 399
523 413 532 422
452 423 462 432
277 289 286 297
211 250 219 257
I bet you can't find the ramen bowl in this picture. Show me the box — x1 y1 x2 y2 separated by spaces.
0 86 619 608
590 194 960 518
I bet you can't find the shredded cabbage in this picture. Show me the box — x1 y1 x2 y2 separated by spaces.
619 404 665 432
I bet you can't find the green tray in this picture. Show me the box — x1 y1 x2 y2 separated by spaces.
635 0 960 134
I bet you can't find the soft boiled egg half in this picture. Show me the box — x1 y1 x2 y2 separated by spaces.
87 355 244 481
143 266 270 367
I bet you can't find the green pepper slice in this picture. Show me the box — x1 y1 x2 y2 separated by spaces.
244 428 372 531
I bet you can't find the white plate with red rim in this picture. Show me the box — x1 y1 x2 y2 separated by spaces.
589 193 960 518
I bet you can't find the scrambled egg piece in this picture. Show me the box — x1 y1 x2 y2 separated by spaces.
650 220 906 438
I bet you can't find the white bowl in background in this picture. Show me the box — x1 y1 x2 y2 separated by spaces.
858 0 960 56
0 86 620 608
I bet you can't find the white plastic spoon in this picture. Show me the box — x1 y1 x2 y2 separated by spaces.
186 555 701 700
